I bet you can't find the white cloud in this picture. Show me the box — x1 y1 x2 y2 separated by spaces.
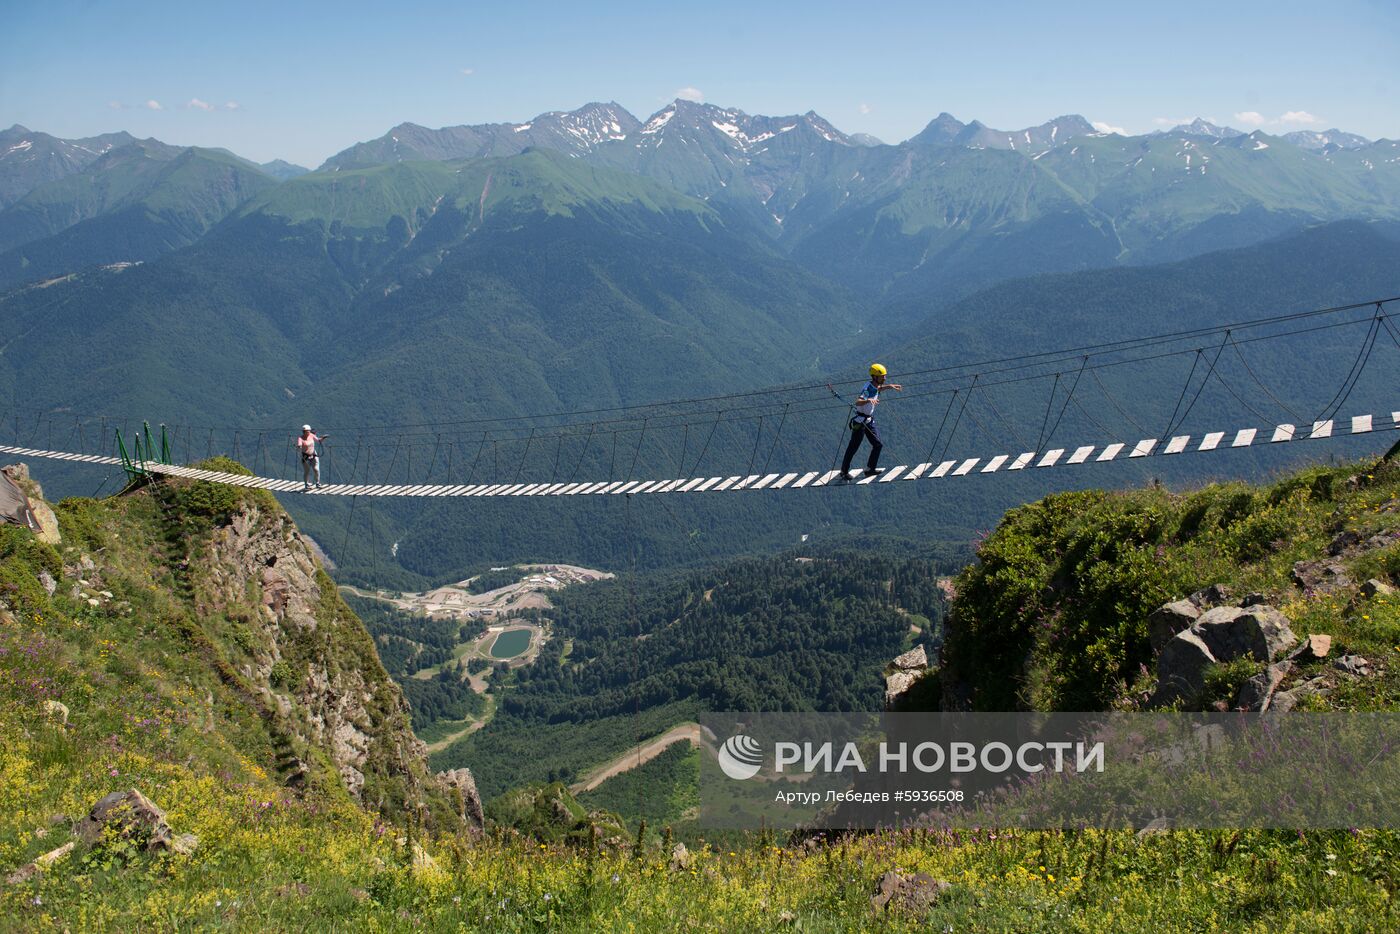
107 100 126 110
673 86 704 102
1279 110 1320 125
1092 121 1127 136
1152 116 1183 126
187 98 214 111
460 67 475 76
858 102 871 115
144 99 164 111
223 101 241 110
1233 111 1267 127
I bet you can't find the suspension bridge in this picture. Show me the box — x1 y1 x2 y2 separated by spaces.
0 410 1395 497
4 296 1399 499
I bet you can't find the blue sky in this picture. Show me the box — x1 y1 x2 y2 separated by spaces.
3 0 1397 167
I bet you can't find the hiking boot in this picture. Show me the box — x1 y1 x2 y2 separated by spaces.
839 471 855 482
864 468 884 478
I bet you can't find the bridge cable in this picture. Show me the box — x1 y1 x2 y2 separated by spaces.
1323 319 1381 423
923 391 959 467
748 415 765 476
1161 350 1203 439
1042 356 1090 449
427 433 442 483
514 428 534 483
1166 331 1231 437
1035 373 1061 452
1316 310 1381 423
566 425 595 484
760 404 790 476
467 432 488 484
937 376 978 465
690 413 723 477
1225 332 1303 423
627 418 648 482
383 440 402 485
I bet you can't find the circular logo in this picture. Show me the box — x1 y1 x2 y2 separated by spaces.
717 734 763 780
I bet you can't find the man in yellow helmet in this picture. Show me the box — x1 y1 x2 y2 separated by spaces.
841 364 902 480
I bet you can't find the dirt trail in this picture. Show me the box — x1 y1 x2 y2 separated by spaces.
424 696 497 753
571 723 701 793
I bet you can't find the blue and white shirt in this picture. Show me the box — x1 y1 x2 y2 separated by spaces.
855 381 880 417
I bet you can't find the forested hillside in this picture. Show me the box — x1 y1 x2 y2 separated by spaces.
0 141 277 289
436 551 948 798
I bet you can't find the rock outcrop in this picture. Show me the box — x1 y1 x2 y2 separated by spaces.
1147 600 1200 652
1 464 60 545
1234 662 1292 712
74 790 177 852
196 496 427 802
883 646 929 708
5 842 75 885
437 768 485 836
1193 606 1297 663
871 871 950 915
1289 634 1332 662
1149 600 1297 708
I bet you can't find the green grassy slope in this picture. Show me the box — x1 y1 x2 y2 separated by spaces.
937 454 1400 712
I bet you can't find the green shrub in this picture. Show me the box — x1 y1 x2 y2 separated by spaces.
270 659 296 688
1199 657 1264 707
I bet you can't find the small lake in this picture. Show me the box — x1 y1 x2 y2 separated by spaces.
489 628 532 659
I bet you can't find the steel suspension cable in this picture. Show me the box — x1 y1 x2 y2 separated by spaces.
1315 312 1380 423
1166 332 1231 437
1161 350 1203 439
1225 331 1303 423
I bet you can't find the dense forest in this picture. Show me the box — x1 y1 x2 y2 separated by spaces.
342 593 486 729
437 550 949 797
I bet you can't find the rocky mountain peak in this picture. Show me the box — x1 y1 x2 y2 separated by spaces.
1283 128 1372 152
1164 118 1244 139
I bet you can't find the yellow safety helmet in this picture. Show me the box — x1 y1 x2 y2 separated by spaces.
869 363 887 378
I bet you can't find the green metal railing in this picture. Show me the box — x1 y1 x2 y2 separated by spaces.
115 423 172 481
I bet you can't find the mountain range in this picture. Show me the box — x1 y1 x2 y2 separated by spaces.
4 102 1398 299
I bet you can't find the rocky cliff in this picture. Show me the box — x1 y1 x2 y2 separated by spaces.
193 493 423 800
0 458 481 833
